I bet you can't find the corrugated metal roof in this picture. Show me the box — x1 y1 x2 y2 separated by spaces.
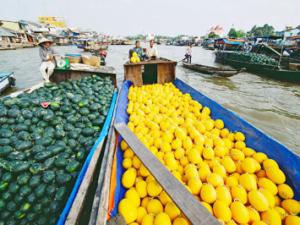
0 27 16 37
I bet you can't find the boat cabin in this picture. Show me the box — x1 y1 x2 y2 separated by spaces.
124 58 177 86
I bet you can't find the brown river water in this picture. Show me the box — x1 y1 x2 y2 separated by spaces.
0 45 299 154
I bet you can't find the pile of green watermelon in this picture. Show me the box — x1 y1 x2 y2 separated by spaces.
0 75 114 225
228 52 278 66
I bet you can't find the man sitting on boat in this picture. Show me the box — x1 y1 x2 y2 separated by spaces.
146 39 158 60
129 40 147 62
39 37 57 83
133 40 144 59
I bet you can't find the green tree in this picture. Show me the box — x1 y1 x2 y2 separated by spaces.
228 28 238 38
228 28 245 38
208 32 220 39
249 24 275 37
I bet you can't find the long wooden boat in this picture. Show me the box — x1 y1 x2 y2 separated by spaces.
90 59 300 225
1 66 118 225
182 62 240 77
216 51 300 82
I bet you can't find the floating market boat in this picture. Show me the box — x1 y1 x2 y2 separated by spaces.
89 59 300 225
0 72 15 93
216 51 300 82
182 62 240 77
0 66 118 225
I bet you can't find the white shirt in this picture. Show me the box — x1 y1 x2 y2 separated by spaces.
147 46 158 58
186 46 192 55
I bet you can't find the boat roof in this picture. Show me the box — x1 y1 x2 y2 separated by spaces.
0 27 16 37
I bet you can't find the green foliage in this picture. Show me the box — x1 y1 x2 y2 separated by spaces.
228 28 246 38
248 24 275 37
208 32 220 39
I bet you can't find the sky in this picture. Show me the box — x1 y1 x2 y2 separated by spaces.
1 0 300 36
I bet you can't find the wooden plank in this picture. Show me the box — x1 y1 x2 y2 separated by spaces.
95 130 117 225
65 140 105 225
8 81 44 98
89 126 117 225
114 123 220 225
89 92 119 225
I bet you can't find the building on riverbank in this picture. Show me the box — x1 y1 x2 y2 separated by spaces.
0 20 36 49
0 18 111 50
0 27 17 50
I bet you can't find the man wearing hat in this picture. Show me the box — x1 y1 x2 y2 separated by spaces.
39 37 57 82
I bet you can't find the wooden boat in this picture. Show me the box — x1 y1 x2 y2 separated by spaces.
182 62 240 77
216 51 300 82
0 72 15 93
2 66 118 225
89 59 300 225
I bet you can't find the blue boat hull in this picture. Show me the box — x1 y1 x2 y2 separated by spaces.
110 79 300 217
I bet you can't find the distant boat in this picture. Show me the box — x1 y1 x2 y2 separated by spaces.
216 51 300 82
0 72 15 93
182 62 240 77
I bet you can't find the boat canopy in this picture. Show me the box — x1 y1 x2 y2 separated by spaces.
215 38 245 45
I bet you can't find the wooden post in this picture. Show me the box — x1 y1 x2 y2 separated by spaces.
114 123 220 225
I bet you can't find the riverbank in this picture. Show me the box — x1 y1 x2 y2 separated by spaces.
0 45 299 153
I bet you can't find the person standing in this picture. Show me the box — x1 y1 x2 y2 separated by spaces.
146 39 158 60
39 38 57 82
185 43 192 63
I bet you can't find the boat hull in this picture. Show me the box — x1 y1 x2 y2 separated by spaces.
216 52 300 82
102 79 300 223
182 62 239 77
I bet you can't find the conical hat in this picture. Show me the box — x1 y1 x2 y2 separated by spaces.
38 37 53 46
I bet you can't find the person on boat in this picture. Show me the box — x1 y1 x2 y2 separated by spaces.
184 43 192 63
146 39 158 60
39 37 57 83
132 40 144 59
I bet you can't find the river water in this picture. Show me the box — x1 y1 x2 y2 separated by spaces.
0 45 299 154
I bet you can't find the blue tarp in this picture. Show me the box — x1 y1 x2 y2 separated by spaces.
57 89 118 225
216 38 244 45
110 79 300 216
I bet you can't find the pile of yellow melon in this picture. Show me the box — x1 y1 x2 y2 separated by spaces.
118 83 300 225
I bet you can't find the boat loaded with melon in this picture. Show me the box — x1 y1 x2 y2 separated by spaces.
89 59 300 225
0 67 118 225
216 51 300 82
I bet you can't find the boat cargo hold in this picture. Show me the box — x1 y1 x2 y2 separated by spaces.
89 59 300 225
0 66 118 225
